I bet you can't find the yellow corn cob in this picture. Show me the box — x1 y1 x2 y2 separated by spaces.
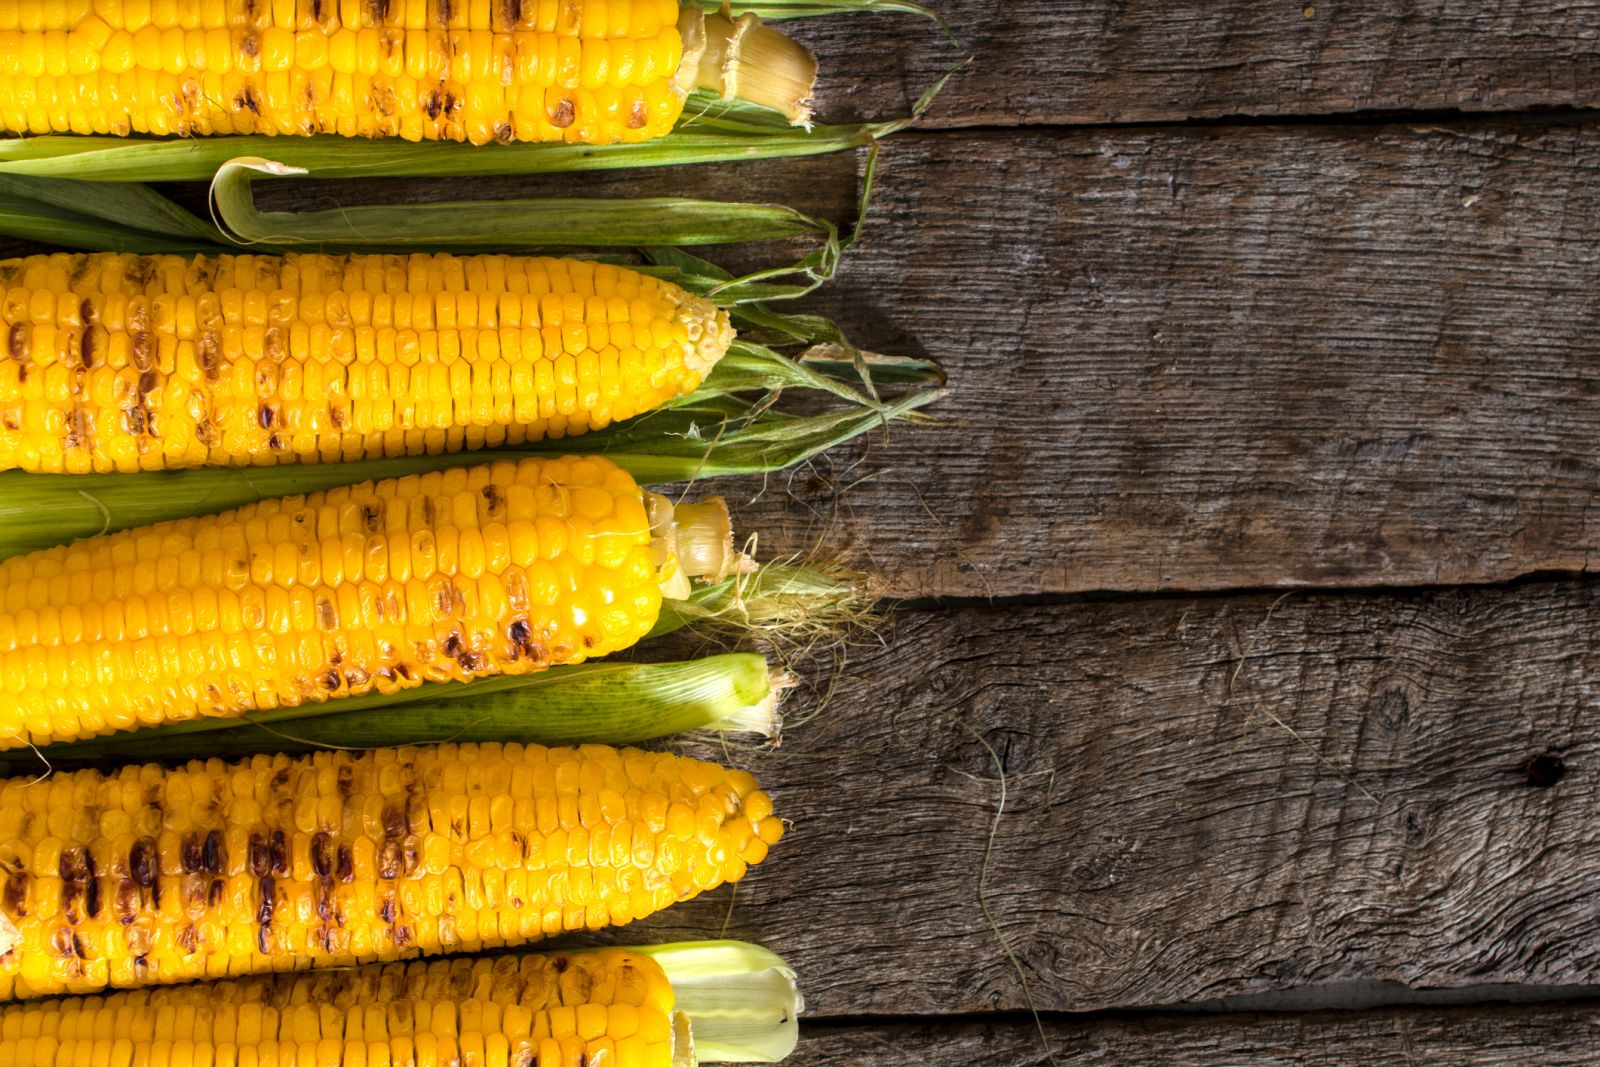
0 455 750 749
0 743 783 1000
0 1 817 144
0 947 686 1067
0 251 735 474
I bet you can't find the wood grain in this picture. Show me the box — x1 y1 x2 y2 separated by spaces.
797 1002 1600 1065
792 1 1600 127
579 582 1600 1016
710 121 1600 597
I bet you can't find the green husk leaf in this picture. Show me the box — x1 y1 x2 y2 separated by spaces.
633 941 802 1063
209 157 827 249
0 654 779 775
0 108 902 183
715 0 942 23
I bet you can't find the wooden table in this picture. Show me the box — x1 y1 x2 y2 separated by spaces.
8 3 1600 1062
613 4 1600 1062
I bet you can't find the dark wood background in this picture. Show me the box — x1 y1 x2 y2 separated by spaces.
10 3 1600 1061
665 4 1600 1061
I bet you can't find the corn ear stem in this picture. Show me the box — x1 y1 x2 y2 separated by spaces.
633 941 803 1064
0 655 778 775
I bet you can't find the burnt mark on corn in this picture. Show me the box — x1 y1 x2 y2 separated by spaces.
7 324 25 361
337 763 354 799
129 839 158 886
127 257 157 289
257 875 275 926
378 839 403 880
139 369 158 396
627 100 649 129
336 845 354 883
177 924 198 953
248 832 272 878
382 803 407 840
130 330 153 371
59 847 90 884
366 0 391 20
323 668 342 691
50 926 75 958
270 829 289 874
199 331 220 379
2 871 28 916
499 0 522 26
379 895 397 924
207 878 224 907
481 483 504 513
79 326 101 369
494 121 515 144
267 433 284 451
311 831 334 877
114 880 139 924
425 90 444 120
551 97 575 128
180 833 205 873
392 924 413 947
362 502 383 532
553 955 569 973
237 87 262 115
203 830 225 874
328 405 346 428
316 880 335 922
437 0 452 24
258 404 276 429
240 31 260 59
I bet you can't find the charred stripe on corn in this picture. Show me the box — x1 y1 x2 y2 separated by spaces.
0 1 817 143
0 742 782 1000
0 947 687 1067
0 251 734 473
0 455 750 748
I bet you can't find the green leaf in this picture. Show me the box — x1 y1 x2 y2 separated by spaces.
209 157 828 250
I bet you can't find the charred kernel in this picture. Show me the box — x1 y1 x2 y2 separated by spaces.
180 835 205 873
311 832 334 877
129 840 158 887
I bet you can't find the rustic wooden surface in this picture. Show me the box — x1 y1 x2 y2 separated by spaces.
5 3 1600 1064
791 1 1600 125
796 1002 1600 1065
596 582 1600 1018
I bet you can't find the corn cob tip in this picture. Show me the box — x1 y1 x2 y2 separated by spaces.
680 291 737 382
680 10 818 127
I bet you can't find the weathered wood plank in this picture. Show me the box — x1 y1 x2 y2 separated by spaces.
794 1 1600 127
712 121 1600 596
797 1003 1600 1065
591 582 1600 1016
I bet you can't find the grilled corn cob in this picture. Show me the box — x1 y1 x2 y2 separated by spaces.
0 251 735 474
0 454 751 749
0 743 783 1000
1 947 690 1067
0 940 802 1064
0 2 817 144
